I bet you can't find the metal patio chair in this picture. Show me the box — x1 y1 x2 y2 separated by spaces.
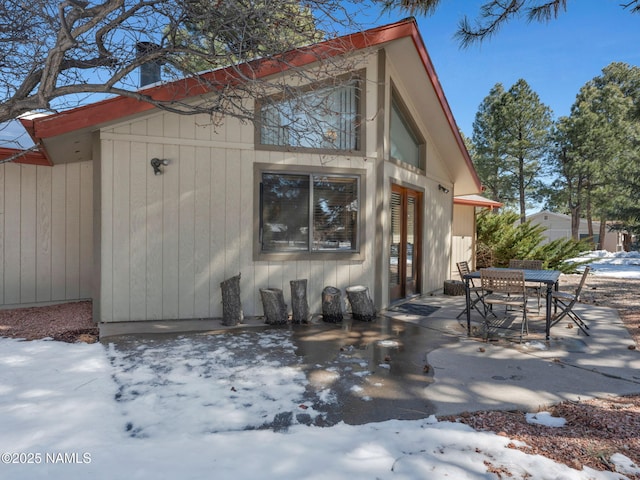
509 259 544 311
480 268 528 341
551 266 591 336
456 261 495 320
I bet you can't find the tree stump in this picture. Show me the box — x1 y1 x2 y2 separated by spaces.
322 286 343 323
444 280 466 296
290 279 310 324
346 285 376 321
221 274 243 326
260 288 288 325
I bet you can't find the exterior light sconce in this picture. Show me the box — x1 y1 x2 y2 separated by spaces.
150 158 169 175
438 184 450 194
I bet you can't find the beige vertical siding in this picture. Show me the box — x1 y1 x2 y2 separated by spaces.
451 204 475 277
93 48 467 322
96 108 376 322
0 161 93 307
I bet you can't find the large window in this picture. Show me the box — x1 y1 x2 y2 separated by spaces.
258 77 361 151
260 171 360 254
390 92 424 170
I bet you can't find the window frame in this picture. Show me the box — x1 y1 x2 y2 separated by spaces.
254 71 365 155
254 163 366 261
389 86 426 173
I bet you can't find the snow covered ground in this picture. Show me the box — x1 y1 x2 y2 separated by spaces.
569 250 640 279
1 251 639 479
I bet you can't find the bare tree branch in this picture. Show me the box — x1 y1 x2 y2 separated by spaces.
0 0 369 124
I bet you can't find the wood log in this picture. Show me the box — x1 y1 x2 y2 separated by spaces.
260 288 288 325
443 279 466 296
290 279 310 324
220 273 243 326
346 285 376 322
322 286 343 323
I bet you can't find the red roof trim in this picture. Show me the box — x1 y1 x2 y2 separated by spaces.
0 147 52 166
403 27 482 191
454 196 502 208
21 18 481 190
26 19 417 141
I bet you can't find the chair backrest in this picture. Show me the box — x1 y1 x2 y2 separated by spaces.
480 268 526 295
457 261 471 281
509 259 543 270
573 266 591 300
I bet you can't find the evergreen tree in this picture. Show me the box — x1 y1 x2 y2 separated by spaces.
549 63 640 242
472 83 515 205
471 79 553 223
175 0 324 73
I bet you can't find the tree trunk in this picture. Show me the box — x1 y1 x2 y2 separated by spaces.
586 191 594 239
321 286 343 323
220 274 243 326
260 288 288 325
570 205 581 241
598 216 607 250
518 157 526 224
290 279 310 324
345 285 376 322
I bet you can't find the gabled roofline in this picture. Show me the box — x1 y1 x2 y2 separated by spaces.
21 19 419 140
17 17 481 190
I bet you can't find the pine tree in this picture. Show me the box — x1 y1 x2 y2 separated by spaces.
471 79 553 223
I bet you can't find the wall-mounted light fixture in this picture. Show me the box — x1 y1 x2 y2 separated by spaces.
150 158 169 175
438 184 450 194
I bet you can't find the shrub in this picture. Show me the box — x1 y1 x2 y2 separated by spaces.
476 210 591 273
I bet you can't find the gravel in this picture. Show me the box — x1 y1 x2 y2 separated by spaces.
0 300 97 343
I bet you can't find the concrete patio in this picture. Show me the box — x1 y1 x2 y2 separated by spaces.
101 292 640 422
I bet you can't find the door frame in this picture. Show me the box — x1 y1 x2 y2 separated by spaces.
389 183 422 302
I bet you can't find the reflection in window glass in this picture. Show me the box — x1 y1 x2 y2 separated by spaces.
312 175 358 251
390 96 422 168
260 80 359 150
261 172 359 253
261 174 310 252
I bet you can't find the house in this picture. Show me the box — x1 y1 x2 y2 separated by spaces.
527 210 622 252
0 18 486 330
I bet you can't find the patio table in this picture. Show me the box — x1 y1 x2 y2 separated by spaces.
463 268 561 340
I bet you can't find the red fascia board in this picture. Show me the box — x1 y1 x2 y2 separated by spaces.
0 147 52 166
454 197 503 208
27 19 418 141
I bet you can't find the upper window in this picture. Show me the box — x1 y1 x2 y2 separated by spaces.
390 92 424 170
260 171 360 254
258 77 361 151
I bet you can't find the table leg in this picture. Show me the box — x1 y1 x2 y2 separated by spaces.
545 282 553 340
465 277 471 336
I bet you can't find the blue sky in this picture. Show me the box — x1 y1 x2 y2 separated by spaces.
380 0 640 137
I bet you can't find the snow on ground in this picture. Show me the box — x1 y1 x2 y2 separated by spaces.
569 250 640 278
1 251 639 479
0 332 632 480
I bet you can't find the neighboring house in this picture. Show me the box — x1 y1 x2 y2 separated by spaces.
0 18 484 328
527 210 622 252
